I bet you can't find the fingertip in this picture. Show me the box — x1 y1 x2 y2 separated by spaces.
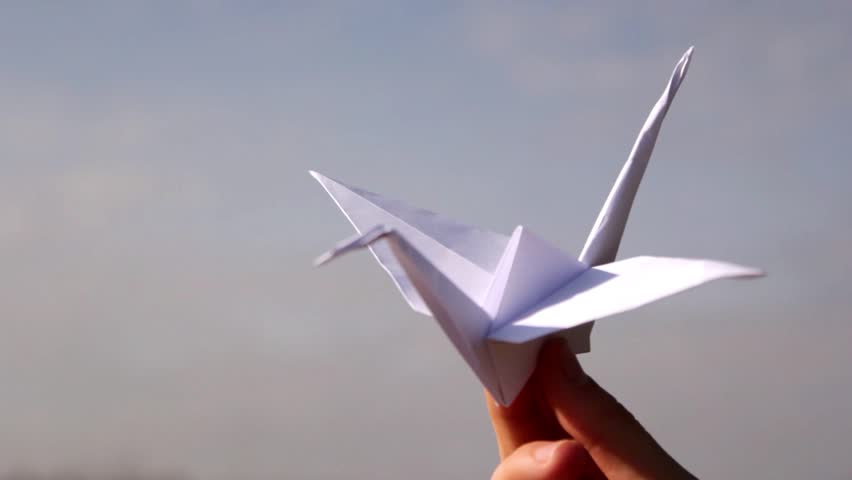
486 387 553 460
536 439 581 465
545 441 605 479
532 440 561 463
492 440 596 480
538 337 586 385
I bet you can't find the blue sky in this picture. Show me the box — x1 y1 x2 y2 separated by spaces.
0 2 850 479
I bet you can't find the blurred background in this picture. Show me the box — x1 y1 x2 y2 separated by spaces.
0 2 850 479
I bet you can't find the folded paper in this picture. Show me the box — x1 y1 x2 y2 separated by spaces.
310 47 764 405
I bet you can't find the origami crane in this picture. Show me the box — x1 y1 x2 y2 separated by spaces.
310 47 763 405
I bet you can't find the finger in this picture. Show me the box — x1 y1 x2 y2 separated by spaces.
535 338 697 479
486 382 562 459
491 440 605 480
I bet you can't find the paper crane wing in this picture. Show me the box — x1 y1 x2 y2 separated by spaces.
489 255 763 343
310 171 509 314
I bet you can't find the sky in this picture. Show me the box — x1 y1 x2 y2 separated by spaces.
0 1 850 479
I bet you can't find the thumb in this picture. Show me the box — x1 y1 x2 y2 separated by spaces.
535 339 697 479
490 440 605 480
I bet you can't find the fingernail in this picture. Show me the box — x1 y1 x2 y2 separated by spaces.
560 341 586 383
533 442 559 463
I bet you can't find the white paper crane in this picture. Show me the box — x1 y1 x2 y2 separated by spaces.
310 47 763 406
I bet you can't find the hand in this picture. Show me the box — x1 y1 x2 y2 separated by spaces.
487 339 697 480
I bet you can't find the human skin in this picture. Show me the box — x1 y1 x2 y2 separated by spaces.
487 339 698 480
